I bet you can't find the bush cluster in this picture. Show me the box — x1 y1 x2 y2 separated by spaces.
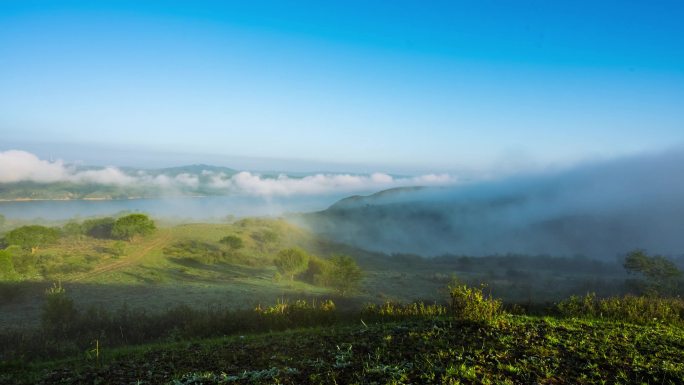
557 293 684 325
361 301 448 322
280 250 363 295
448 282 503 323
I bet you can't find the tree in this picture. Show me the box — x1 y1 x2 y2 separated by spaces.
274 248 309 280
4 225 60 253
219 235 244 250
327 255 363 295
111 214 156 241
624 249 682 296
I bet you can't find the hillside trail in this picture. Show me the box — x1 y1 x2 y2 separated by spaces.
70 232 172 282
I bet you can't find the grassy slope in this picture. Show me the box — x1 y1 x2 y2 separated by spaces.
1 219 338 328
6 315 683 385
0 217 630 329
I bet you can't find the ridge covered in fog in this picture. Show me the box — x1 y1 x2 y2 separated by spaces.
300 149 684 259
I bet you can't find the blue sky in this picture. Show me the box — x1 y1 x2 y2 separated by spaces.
1 1 683 172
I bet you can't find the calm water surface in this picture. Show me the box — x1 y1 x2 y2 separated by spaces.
0 194 346 221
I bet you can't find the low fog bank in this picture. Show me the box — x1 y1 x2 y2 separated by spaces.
0 150 454 198
300 149 684 259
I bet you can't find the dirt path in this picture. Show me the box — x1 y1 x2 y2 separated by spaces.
71 233 172 282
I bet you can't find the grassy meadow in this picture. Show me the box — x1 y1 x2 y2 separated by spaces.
0 216 631 327
1 215 683 384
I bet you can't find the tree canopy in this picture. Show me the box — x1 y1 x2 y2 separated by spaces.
111 214 156 240
327 255 363 295
624 249 682 296
4 225 60 253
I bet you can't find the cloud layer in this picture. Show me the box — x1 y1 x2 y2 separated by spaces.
0 150 135 185
0 150 456 196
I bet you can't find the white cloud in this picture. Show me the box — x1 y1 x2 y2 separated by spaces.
0 150 68 183
215 171 456 197
0 150 457 195
71 167 136 185
0 150 134 185
174 173 200 188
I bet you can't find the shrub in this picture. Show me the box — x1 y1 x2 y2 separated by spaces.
82 217 116 239
9 246 37 275
42 282 78 337
253 299 337 329
252 230 279 244
274 248 309 280
362 301 448 322
111 241 127 257
300 255 332 285
112 214 156 240
326 255 363 295
4 225 60 253
219 235 244 250
61 222 84 239
164 240 225 264
448 282 503 323
557 293 684 326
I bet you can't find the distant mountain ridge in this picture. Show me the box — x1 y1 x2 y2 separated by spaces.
328 186 427 210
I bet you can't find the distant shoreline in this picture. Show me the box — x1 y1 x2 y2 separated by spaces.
0 195 209 202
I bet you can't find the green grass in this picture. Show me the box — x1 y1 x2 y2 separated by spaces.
0 219 339 327
5 315 683 384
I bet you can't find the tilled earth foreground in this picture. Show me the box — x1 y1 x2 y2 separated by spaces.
6 316 684 384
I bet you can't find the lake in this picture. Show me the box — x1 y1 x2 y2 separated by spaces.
0 194 347 221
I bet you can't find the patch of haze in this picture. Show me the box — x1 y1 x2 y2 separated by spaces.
301 147 684 259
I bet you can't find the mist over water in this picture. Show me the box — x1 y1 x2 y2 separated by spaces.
0 194 348 221
301 149 684 259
